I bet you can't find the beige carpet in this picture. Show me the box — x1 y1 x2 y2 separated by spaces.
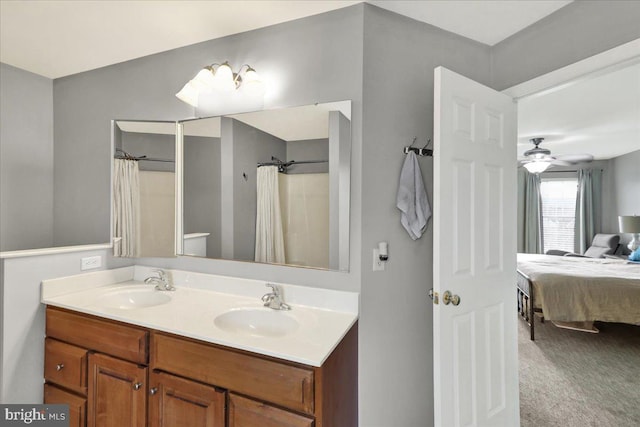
519 319 640 427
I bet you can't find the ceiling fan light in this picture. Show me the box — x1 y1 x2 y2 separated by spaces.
175 81 199 107
523 161 551 174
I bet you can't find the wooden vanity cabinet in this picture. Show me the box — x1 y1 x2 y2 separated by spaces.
45 307 150 427
150 324 358 427
44 306 358 427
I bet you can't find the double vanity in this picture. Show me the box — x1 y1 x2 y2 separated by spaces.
41 266 358 427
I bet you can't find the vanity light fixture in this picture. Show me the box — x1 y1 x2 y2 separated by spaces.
176 61 265 107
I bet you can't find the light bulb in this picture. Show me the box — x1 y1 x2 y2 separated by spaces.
241 68 265 97
192 67 216 92
523 161 551 174
175 81 199 107
212 62 236 93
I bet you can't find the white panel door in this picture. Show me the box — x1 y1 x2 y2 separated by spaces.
433 67 519 427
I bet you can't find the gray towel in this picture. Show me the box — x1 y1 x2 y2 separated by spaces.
396 152 431 240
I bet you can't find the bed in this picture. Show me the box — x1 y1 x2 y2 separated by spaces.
516 253 640 340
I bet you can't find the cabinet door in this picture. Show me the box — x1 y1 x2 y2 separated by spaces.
148 371 225 427
228 393 314 427
88 353 147 427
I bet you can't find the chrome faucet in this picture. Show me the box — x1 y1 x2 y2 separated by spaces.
144 269 175 291
262 284 291 311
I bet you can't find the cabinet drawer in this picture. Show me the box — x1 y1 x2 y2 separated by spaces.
44 384 86 427
228 393 314 427
45 338 88 395
151 332 314 414
46 307 148 364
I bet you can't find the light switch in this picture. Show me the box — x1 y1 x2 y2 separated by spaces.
373 249 386 272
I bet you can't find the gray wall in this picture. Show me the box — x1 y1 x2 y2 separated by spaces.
0 63 54 251
612 149 640 247
0 249 133 403
360 6 492 426
184 135 221 258
121 131 175 172
229 118 286 261
286 139 329 174
491 0 640 90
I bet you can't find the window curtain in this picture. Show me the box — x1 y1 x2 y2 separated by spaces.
254 166 285 264
575 169 602 254
518 169 543 253
113 158 140 257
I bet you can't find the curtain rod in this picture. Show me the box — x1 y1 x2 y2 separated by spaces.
257 156 328 172
257 160 328 167
115 148 174 163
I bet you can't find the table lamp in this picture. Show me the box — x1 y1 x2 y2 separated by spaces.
618 215 640 252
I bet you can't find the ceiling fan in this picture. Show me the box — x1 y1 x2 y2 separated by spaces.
519 137 594 173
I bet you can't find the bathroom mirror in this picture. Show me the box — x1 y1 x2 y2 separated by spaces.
111 120 177 258
180 100 351 271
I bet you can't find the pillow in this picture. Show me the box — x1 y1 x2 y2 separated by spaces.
629 247 640 262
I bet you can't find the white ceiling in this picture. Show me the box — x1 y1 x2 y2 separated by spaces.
0 0 570 79
518 61 640 161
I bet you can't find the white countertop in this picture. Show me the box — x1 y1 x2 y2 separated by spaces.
41 266 359 367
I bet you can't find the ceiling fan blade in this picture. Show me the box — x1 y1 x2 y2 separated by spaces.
554 153 594 164
550 159 573 167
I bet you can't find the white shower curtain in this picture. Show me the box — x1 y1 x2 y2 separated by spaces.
255 166 285 264
113 158 140 257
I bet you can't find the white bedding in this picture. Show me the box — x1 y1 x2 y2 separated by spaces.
516 254 640 323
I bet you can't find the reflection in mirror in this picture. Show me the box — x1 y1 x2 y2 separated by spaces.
181 101 351 271
111 120 177 258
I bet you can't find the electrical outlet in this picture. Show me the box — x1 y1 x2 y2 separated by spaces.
373 248 386 272
81 255 102 271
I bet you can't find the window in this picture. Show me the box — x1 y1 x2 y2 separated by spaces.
540 178 578 253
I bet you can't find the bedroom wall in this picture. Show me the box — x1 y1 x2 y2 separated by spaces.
611 149 640 247
0 63 54 251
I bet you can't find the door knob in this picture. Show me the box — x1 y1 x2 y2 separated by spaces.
133 382 143 391
56 363 64 371
443 290 461 306
150 387 158 395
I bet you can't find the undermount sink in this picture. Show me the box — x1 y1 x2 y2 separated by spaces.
214 308 299 338
100 285 172 309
